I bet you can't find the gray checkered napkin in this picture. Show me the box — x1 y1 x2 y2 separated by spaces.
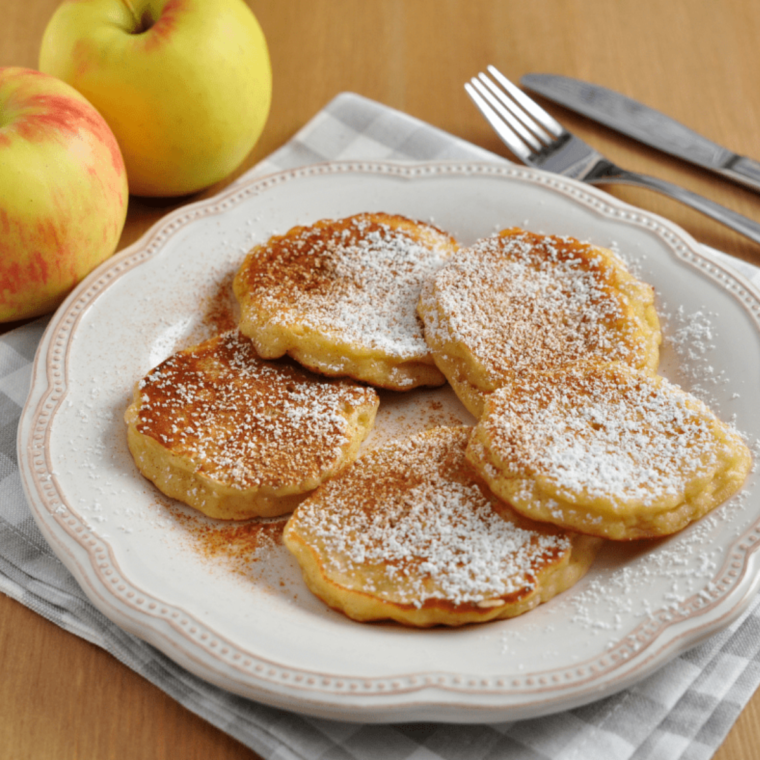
3 93 760 760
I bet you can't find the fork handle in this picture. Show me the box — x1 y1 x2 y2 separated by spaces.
585 165 760 246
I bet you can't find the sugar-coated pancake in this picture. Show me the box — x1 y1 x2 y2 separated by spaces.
125 330 379 520
284 427 602 627
417 228 661 417
233 212 459 390
467 363 752 541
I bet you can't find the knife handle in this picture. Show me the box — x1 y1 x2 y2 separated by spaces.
721 156 760 194
591 168 760 247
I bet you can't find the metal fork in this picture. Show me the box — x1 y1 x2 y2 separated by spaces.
466 66 760 246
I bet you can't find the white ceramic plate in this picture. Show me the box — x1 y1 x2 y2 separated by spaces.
18 161 760 723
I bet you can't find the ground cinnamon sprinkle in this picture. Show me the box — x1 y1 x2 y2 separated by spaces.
172 267 240 351
387 399 467 438
135 330 375 490
236 213 455 360
201 270 238 335
160 495 287 573
419 399 464 429
420 228 658 379
193 519 286 562
290 427 572 607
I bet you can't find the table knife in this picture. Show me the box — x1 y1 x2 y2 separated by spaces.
520 73 760 194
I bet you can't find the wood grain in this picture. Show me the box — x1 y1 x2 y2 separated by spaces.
2 1 760 757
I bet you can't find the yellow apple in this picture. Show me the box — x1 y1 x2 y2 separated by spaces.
0 67 128 322
39 0 272 197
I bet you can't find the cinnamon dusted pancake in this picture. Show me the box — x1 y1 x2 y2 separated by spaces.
284 427 602 627
417 228 661 417
233 212 458 391
125 331 379 520
467 363 752 541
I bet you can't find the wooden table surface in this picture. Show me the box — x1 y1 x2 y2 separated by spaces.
3 1 760 757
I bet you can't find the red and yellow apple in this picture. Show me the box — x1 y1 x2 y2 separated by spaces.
39 0 272 197
0 67 128 322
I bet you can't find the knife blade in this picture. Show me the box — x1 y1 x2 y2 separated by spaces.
520 73 760 194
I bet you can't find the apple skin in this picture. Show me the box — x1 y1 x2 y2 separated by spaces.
39 0 272 198
0 67 128 322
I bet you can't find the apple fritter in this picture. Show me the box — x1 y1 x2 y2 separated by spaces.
125 330 379 520
233 212 459 391
284 426 602 627
467 362 752 541
417 228 661 417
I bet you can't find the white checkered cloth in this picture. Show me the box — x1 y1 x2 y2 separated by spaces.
3 93 760 760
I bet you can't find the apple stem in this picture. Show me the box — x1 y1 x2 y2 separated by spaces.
118 0 155 33
119 0 140 25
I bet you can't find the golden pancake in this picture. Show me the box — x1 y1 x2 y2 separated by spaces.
284 426 602 627
125 330 379 520
417 228 661 417
467 362 752 540
233 212 458 390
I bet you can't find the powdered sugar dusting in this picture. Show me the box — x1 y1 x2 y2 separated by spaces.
236 213 455 359
659 304 732 407
483 364 731 507
134 331 377 489
420 229 656 381
292 428 572 607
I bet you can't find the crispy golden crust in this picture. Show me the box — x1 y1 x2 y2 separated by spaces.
233 212 459 391
125 331 379 520
467 363 752 540
284 427 602 626
417 228 661 417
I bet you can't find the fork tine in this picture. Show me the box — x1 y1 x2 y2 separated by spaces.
476 73 552 144
464 82 532 162
487 66 565 138
468 78 543 152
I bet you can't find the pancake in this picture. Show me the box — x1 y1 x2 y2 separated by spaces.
284 426 602 627
417 227 661 417
125 330 379 520
466 362 752 540
233 212 458 390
